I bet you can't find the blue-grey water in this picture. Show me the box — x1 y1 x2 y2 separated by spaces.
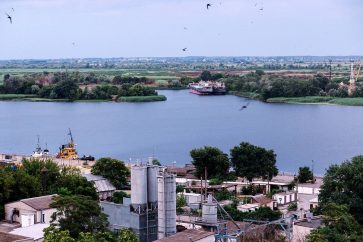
1 90 363 175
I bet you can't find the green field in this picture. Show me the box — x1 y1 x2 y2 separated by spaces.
266 96 363 106
117 95 167 102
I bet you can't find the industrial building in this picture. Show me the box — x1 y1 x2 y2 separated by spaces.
101 162 177 242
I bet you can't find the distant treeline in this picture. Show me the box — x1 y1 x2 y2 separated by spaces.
224 70 362 100
0 73 158 101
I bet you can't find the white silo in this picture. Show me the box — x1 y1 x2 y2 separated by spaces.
147 165 159 207
202 194 218 224
131 165 148 211
157 172 176 239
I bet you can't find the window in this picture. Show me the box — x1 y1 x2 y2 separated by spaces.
42 214 45 223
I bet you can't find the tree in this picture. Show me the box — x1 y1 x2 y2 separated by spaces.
297 166 314 183
231 142 278 182
44 225 76 242
52 167 98 199
91 158 130 189
111 191 130 204
117 228 139 242
152 159 161 166
200 71 212 81
190 146 230 180
307 204 363 242
319 156 363 224
51 80 82 100
50 195 108 238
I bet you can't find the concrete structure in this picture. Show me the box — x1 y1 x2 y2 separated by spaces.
100 198 158 242
295 177 323 195
101 163 161 242
158 172 176 239
273 191 297 205
9 223 49 242
202 195 217 224
292 217 323 242
83 174 116 200
154 229 215 242
5 195 57 227
0 231 33 242
182 193 202 209
237 195 276 212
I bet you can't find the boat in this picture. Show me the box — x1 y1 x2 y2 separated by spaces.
189 81 226 95
32 136 45 158
56 129 79 159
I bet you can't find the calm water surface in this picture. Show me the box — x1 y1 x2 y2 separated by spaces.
1 90 363 175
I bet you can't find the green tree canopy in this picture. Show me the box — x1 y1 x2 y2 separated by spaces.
319 155 363 224
91 157 130 189
200 71 212 81
190 146 230 180
230 142 278 182
297 166 314 183
307 203 363 242
50 195 108 238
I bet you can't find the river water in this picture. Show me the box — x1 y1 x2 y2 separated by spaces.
1 90 363 175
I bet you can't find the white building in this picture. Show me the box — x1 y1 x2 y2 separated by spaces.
5 195 57 227
273 191 297 205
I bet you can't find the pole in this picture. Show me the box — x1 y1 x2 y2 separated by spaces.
204 166 208 199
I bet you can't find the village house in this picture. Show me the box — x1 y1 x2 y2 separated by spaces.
82 174 116 200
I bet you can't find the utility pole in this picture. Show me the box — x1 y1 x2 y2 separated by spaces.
311 160 315 184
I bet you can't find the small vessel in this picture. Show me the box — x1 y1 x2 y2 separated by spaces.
189 81 226 95
56 129 79 159
32 135 45 158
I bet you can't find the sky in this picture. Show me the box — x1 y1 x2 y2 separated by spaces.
0 0 362 59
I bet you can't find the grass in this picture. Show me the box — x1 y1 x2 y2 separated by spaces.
0 94 37 100
117 95 167 102
230 91 263 100
266 96 363 106
267 96 333 104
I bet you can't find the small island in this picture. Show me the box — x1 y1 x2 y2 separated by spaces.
0 73 166 102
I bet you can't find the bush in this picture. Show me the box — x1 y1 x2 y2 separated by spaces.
214 190 234 201
288 202 298 211
117 95 167 102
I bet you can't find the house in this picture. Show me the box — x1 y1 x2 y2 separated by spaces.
273 191 297 205
295 177 323 195
4 195 57 227
82 174 116 200
237 195 276 212
309 197 319 210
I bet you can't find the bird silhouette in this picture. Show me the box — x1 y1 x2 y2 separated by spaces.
240 102 250 110
12 8 14 12
182 48 187 52
183 27 188 30
5 13 12 24
207 3 212 9
260 7 264 11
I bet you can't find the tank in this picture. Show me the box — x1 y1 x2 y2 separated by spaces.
147 166 159 204
202 194 217 224
131 166 148 205
158 173 176 239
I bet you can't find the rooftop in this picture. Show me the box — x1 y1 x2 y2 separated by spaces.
9 223 50 241
82 174 116 192
0 231 31 242
20 195 56 210
251 195 273 205
294 217 323 229
154 229 214 242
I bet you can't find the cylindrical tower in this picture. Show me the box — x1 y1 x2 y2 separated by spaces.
147 166 159 205
202 194 217 224
131 165 148 210
157 173 176 239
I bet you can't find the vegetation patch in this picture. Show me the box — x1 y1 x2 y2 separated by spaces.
0 94 37 100
117 95 167 102
328 98 363 106
266 96 333 104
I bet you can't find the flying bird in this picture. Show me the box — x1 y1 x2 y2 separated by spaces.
240 102 250 111
206 3 212 9
5 13 12 24
182 48 187 52
260 7 264 11
12 8 15 12
183 27 188 30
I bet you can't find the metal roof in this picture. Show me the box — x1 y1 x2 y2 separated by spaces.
82 174 116 192
21 195 56 211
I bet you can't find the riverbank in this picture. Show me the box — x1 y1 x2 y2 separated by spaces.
266 96 363 106
0 94 167 103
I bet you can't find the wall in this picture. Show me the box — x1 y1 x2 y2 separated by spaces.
35 209 56 224
5 202 36 224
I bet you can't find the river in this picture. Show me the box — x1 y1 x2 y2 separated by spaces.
1 90 363 175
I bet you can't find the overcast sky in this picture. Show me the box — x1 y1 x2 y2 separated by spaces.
0 0 362 59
